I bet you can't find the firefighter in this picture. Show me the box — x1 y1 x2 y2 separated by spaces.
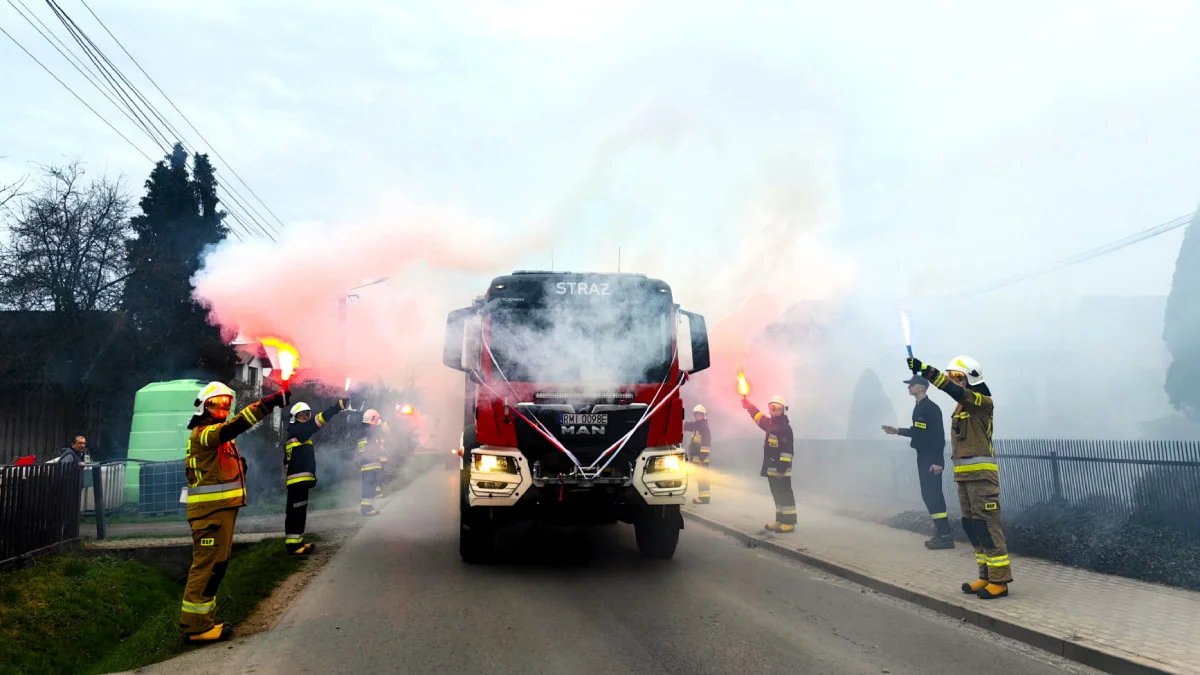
283 398 348 555
358 409 386 516
908 354 1011 599
376 419 390 498
684 404 712 504
882 375 953 549
742 395 796 534
180 382 288 643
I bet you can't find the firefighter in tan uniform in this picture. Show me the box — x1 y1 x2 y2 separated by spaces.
180 382 288 642
684 404 712 504
908 354 1012 599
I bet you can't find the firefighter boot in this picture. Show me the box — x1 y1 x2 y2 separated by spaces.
763 521 780 532
962 579 988 594
692 497 709 505
977 583 1009 599
185 623 233 644
777 523 796 534
925 534 955 550
926 517 954 549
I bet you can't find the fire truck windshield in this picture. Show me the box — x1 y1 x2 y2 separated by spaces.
486 301 673 384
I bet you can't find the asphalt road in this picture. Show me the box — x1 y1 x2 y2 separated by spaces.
134 468 1097 675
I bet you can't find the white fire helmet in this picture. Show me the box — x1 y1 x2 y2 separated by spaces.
768 395 787 409
193 381 234 415
945 355 985 386
693 404 707 415
362 409 382 425
289 402 312 423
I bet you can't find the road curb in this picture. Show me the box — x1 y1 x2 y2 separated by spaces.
682 509 1179 675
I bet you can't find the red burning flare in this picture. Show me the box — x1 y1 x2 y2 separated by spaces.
737 372 750 398
262 337 300 391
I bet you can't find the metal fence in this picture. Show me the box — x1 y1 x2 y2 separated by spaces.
80 462 125 514
0 463 81 563
766 439 1200 526
123 459 188 517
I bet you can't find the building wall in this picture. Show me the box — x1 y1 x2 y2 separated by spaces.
0 389 80 463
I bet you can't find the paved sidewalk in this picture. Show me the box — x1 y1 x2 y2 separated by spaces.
684 484 1200 675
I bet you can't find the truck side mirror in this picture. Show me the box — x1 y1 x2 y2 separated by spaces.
443 307 476 372
461 314 482 371
679 309 710 373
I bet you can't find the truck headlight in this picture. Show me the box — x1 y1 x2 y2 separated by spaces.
474 453 517 474
647 453 686 474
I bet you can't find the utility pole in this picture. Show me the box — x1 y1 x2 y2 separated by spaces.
338 277 389 363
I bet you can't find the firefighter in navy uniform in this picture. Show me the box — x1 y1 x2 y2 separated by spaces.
882 375 953 549
376 419 389 499
358 409 386 516
743 395 796 534
684 404 712 504
908 354 1012 599
180 382 287 643
283 398 348 555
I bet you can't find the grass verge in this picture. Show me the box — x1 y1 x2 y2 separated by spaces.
0 537 312 675
0 554 179 675
89 536 312 674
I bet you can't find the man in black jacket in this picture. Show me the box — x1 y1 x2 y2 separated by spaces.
283 398 348 554
883 375 952 549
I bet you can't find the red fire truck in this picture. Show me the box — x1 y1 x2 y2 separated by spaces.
443 271 710 562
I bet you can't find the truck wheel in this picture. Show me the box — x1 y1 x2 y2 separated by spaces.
635 505 681 559
460 457 496 563
460 504 496 564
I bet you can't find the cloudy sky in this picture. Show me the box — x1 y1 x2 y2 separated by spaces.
4 0 1199 305
6 0 1200 439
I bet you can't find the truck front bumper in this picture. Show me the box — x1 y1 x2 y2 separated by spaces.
466 445 688 508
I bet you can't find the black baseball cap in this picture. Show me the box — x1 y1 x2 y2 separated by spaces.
904 376 930 387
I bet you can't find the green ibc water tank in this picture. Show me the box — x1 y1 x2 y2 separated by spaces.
124 380 236 504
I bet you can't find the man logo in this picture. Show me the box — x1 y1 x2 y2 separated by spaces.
561 413 607 436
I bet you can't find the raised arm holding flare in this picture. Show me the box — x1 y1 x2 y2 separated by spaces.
908 355 1011 600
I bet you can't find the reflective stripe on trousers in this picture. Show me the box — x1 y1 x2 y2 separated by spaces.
287 472 315 485
953 456 998 474
181 599 215 614
361 463 382 472
187 480 245 503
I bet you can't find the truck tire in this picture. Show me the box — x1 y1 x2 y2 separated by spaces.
635 504 681 559
459 425 496 563
460 504 496 564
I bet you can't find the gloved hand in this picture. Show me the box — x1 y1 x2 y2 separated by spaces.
907 357 925 375
262 389 290 410
338 398 347 410
741 397 752 410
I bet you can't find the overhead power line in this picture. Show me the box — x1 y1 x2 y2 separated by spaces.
42 0 277 240
78 0 288 232
951 211 1195 299
3 1 283 240
0 23 155 165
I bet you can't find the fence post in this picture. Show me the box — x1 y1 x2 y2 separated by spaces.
1050 450 1064 502
91 464 106 540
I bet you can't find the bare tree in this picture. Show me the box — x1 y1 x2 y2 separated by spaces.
0 162 131 313
0 170 25 212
